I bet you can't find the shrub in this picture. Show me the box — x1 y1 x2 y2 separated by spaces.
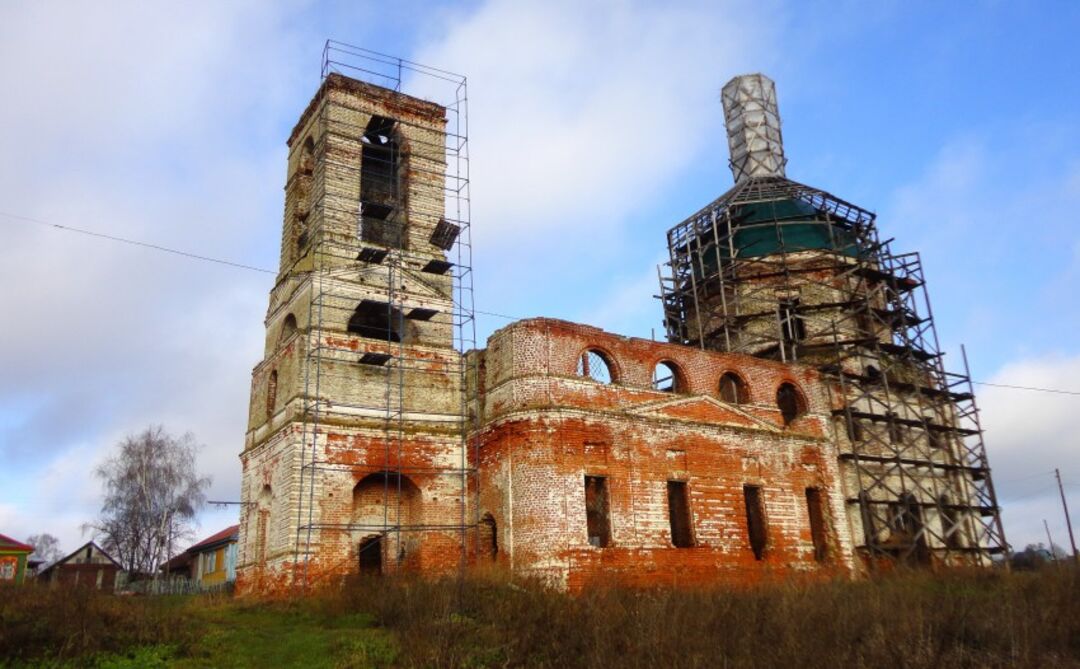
0 585 190 664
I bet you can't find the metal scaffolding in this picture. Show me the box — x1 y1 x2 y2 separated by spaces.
288 42 477 587
659 174 1006 567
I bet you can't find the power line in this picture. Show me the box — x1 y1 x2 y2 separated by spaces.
972 381 1080 397
0 210 524 322
4 210 1080 396
0 211 275 275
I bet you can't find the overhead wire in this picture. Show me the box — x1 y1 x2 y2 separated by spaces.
3 209 1079 397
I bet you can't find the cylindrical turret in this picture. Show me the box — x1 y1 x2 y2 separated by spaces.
722 74 786 182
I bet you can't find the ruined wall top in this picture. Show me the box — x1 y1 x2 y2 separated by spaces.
722 73 786 183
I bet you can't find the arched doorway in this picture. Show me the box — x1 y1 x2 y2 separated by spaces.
479 513 498 561
351 472 423 571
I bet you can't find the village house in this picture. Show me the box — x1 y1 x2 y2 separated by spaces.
160 525 240 590
0 534 34 585
38 541 126 592
188 525 239 588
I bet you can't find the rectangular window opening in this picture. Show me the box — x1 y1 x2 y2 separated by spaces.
584 476 611 548
743 485 768 561
805 487 829 562
667 481 694 548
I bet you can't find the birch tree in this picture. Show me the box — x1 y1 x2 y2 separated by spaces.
87 426 211 577
25 533 63 566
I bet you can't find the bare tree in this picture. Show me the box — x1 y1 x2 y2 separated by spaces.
25 533 63 566
87 426 211 577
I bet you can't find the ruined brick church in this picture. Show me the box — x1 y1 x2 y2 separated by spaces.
236 48 1005 593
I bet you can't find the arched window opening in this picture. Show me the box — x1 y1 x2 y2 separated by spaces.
778 298 806 353
926 419 944 449
887 413 905 444
256 484 273 562
265 370 278 420
805 488 828 562
776 382 804 426
296 226 309 254
279 314 297 345
743 485 768 560
299 136 315 177
348 300 403 342
360 115 405 249
480 513 498 561
576 349 613 384
719 371 749 404
887 493 930 565
652 360 685 393
361 115 400 205
939 495 963 550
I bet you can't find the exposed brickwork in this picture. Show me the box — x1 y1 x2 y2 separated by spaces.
470 319 855 589
239 73 861 595
237 72 465 593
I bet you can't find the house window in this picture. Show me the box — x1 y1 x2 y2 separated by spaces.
584 476 611 548
805 488 828 562
577 349 614 384
667 481 694 548
776 383 805 426
719 371 749 404
743 485 768 560
204 550 216 574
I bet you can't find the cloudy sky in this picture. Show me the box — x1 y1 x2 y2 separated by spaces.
1 0 1078 556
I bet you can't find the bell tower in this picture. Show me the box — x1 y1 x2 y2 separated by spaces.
237 50 474 591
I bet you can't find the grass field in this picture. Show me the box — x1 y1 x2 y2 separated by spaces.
3 566 1080 668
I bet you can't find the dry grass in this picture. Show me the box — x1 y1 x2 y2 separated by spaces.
0 584 194 666
4 566 1080 667
324 566 1080 668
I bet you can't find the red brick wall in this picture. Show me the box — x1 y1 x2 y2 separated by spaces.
472 318 855 589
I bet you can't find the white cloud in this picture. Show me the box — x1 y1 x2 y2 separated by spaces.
980 355 1080 550
406 0 785 334
0 1 308 550
416 0 781 249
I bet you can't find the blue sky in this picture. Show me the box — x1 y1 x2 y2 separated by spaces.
1 0 1078 555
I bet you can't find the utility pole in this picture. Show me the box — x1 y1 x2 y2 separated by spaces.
1055 468 1078 562
1044 519 1058 563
